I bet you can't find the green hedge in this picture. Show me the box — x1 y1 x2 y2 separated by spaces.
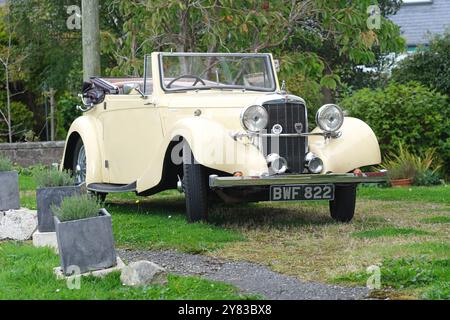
340 82 450 176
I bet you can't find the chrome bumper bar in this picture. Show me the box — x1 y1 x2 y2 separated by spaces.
209 172 388 188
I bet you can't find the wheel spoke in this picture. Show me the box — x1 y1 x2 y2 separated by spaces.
76 145 86 184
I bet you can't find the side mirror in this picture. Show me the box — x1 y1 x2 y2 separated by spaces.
123 83 145 98
123 83 140 95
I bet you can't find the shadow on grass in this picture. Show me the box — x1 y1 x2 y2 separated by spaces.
107 194 335 230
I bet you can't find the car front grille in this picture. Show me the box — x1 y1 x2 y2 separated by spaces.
262 101 307 174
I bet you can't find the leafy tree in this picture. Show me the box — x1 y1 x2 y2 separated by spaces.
0 0 406 139
100 1 404 112
101 0 152 76
0 2 29 142
9 0 82 93
391 30 450 97
6 0 83 140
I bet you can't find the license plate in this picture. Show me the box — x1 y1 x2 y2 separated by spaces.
270 184 335 201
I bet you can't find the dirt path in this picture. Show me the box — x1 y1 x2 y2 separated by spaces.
118 249 369 300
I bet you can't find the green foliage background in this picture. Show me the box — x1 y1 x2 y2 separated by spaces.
340 82 450 175
0 100 34 142
0 0 406 142
392 30 450 97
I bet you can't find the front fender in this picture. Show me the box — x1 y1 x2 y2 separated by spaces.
62 115 104 185
169 117 268 176
308 117 382 174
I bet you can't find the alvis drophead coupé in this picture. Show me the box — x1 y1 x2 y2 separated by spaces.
62 53 387 223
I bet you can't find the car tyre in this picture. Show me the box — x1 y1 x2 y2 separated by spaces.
329 184 357 223
72 139 86 184
73 139 108 202
183 141 209 223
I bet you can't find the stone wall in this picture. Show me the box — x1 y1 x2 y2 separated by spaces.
0 141 65 167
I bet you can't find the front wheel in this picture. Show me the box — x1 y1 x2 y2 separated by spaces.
72 139 108 201
72 139 86 185
329 184 357 223
182 142 209 223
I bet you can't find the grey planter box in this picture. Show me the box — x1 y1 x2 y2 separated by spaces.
37 185 81 232
0 171 20 211
54 209 117 276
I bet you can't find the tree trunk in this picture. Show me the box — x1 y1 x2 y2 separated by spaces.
131 29 138 77
5 64 12 143
82 0 101 81
321 87 334 104
321 67 335 105
49 89 56 141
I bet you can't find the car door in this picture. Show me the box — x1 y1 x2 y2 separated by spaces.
100 94 164 184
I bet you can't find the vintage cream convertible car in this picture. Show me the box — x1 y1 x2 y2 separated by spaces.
62 52 386 223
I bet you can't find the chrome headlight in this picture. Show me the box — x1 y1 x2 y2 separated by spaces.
315 104 344 132
241 105 268 132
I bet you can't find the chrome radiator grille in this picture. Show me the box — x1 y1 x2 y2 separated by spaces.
262 101 307 174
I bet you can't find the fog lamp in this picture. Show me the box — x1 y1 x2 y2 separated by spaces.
267 153 288 174
305 152 324 174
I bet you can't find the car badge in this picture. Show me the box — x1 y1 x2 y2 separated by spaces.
272 124 283 134
294 123 303 133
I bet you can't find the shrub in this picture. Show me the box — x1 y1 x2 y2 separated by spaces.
52 195 101 222
382 144 417 180
34 169 76 188
382 144 442 185
392 30 450 97
340 82 450 176
414 170 442 186
0 155 13 172
56 92 82 140
16 164 48 177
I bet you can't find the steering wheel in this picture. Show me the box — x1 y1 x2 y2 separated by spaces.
167 75 206 88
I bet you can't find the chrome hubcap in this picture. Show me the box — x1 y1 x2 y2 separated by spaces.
76 145 86 184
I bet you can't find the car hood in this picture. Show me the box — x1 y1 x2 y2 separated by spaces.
159 90 304 109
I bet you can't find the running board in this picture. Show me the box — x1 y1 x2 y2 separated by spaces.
87 182 137 193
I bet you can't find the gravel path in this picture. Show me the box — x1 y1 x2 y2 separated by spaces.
118 249 369 300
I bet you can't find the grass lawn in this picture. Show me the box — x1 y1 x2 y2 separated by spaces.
12 174 450 299
0 242 256 300
333 256 449 300
358 185 450 205
18 175 245 253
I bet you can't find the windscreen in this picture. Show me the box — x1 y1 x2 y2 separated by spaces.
160 54 276 92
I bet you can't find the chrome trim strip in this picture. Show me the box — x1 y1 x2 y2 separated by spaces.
258 132 323 137
230 131 336 140
209 173 388 188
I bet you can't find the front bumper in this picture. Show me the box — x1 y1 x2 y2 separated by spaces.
209 172 387 188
